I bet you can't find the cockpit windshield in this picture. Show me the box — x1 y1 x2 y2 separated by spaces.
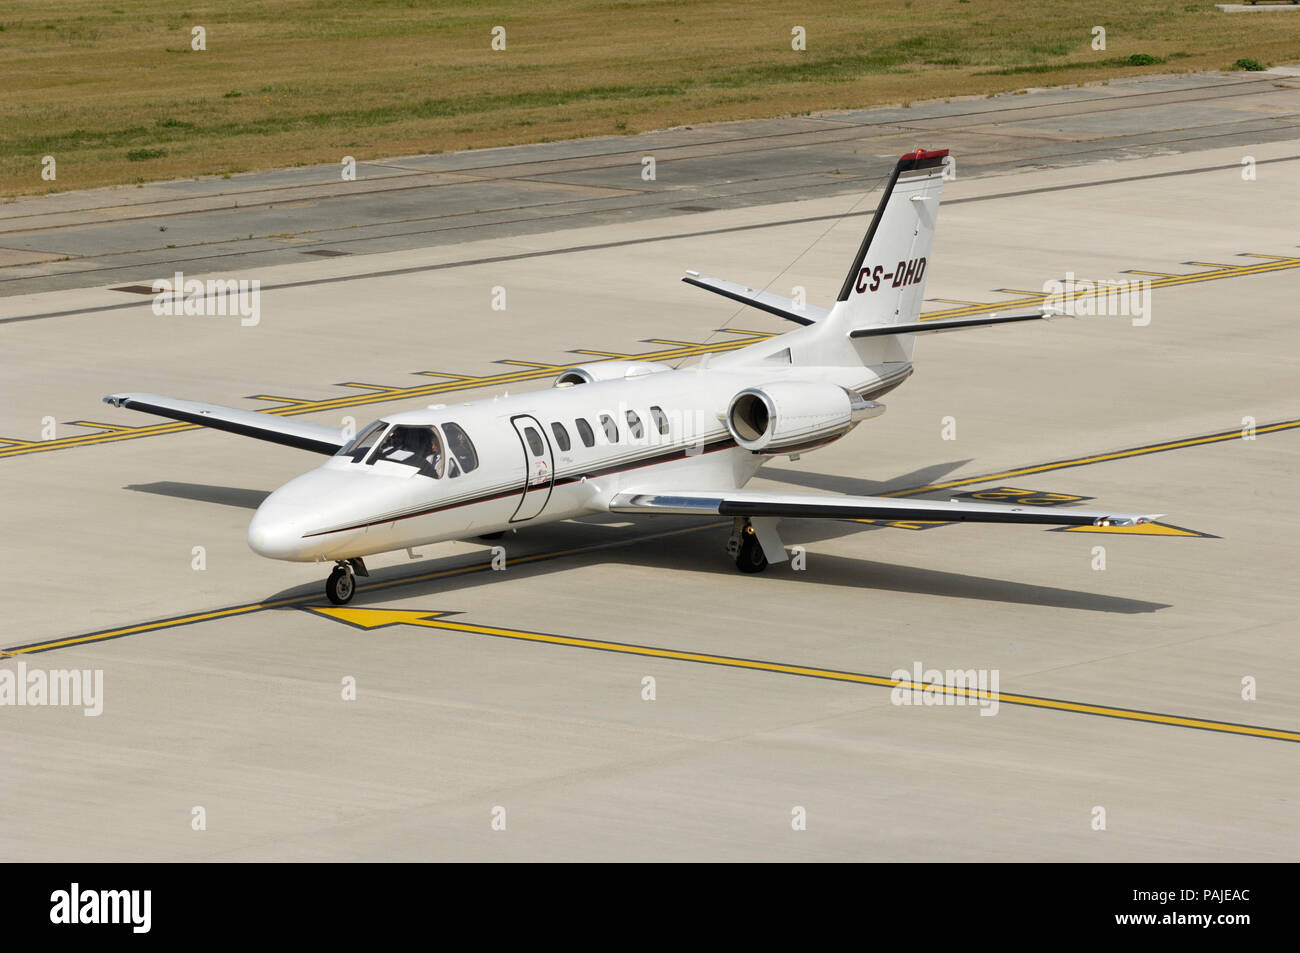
367 424 446 478
337 419 477 480
337 420 387 463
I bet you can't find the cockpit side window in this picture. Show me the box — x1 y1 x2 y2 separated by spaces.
367 424 445 478
442 422 479 474
339 420 387 462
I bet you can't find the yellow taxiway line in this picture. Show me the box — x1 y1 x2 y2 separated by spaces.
307 605 1300 745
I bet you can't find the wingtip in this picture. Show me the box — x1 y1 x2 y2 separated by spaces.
1095 513 1166 527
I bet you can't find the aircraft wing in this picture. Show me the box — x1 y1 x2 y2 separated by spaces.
682 272 830 326
609 488 1161 527
850 310 1059 337
103 393 347 455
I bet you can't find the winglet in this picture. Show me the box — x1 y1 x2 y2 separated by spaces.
1094 514 1165 527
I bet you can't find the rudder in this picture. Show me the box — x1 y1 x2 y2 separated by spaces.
823 148 948 363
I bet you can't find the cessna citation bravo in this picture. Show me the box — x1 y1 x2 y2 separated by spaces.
105 149 1161 604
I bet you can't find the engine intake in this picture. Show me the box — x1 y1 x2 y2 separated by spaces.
555 361 669 387
726 381 883 453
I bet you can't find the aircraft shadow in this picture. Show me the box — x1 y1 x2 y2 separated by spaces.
622 529 1168 614
125 482 269 510
262 514 1167 616
757 458 975 496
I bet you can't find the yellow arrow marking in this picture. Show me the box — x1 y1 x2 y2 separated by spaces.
7 420 1291 656
306 606 1300 744
1058 522 1212 537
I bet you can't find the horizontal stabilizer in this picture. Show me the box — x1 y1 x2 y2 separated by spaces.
610 488 1160 527
683 272 829 327
849 310 1056 338
104 393 347 455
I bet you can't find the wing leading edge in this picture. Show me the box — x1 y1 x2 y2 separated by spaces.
609 489 1161 527
104 393 347 455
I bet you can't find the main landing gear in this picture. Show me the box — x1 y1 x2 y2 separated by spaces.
727 518 769 574
325 558 369 605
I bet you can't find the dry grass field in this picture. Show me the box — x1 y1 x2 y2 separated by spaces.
2 0 1296 196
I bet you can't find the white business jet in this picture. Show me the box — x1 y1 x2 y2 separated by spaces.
106 148 1160 604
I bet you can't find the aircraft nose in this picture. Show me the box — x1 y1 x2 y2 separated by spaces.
247 498 312 560
247 466 382 561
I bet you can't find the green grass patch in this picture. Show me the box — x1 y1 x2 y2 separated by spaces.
3 0 1299 196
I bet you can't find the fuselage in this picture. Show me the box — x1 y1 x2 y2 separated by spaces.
246 358 910 563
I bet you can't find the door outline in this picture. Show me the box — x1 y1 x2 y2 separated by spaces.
509 414 555 522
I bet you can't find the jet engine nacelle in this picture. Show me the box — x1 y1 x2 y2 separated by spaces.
726 381 884 453
554 361 670 387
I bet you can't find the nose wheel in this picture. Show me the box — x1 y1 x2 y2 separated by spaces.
325 558 368 605
326 566 354 604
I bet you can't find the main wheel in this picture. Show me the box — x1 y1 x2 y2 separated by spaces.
735 530 768 574
326 566 355 604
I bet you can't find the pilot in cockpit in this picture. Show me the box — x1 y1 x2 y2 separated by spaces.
424 429 445 478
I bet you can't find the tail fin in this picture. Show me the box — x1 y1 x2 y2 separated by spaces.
822 148 947 363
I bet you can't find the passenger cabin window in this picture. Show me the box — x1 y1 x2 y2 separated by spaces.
625 410 644 440
339 420 387 463
575 418 595 448
599 414 619 443
523 426 545 456
650 405 669 436
442 422 478 475
550 422 571 452
367 424 445 478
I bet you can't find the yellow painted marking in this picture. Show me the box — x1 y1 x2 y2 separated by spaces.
919 253 1300 323
306 606 1300 744
0 334 773 459
5 253 1299 459
9 410 1298 739
0 523 725 656
65 420 137 433
1061 522 1206 537
4 600 293 655
884 420 1300 498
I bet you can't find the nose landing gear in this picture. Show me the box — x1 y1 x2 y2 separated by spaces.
325 557 369 605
